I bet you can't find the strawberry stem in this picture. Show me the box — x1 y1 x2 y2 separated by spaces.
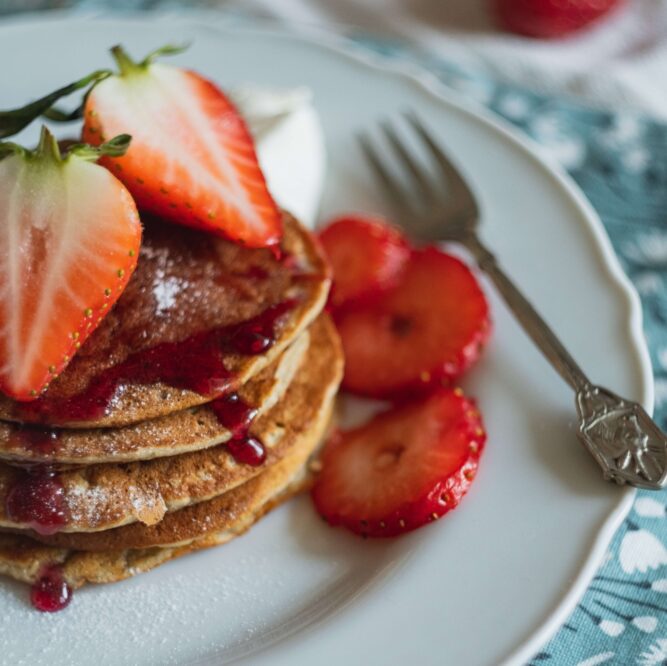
0 70 110 139
34 126 62 163
111 45 141 76
0 141 25 160
139 43 189 67
110 43 189 76
0 126 130 165
67 134 132 162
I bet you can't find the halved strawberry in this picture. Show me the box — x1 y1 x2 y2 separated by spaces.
0 127 141 401
312 389 486 537
318 214 409 311
82 45 281 248
337 247 490 399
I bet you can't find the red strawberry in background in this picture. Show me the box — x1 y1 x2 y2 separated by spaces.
318 214 410 312
0 128 141 400
312 389 486 538
494 0 625 38
82 45 282 248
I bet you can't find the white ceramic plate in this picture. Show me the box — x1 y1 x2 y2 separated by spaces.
0 13 653 666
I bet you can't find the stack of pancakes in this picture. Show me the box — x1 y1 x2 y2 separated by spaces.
0 212 342 592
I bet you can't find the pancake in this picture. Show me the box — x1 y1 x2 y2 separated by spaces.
0 328 310 466
0 315 341 533
0 464 310 590
26 391 328 552
0 212 330 428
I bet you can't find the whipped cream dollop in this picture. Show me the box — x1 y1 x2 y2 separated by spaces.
231 86 325 229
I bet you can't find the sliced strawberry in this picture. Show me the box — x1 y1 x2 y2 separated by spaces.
82 45 281 248
0 127 141 401
337 247 490 399
318 215 409 311
312 389 486 537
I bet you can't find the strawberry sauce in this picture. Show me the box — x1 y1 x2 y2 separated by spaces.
210 393 258 438
30 564 72 612
226 437 266 466
17 300 296 424
5 466 68 535
210 393 266 466
9 425 61 457
236 265 270 281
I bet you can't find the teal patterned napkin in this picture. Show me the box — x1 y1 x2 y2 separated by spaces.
347 34 667 666
3 3 667 664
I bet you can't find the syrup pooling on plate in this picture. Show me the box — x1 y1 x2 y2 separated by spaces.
30 564 72 612
15 299 298 425
5 466 68 535
210 392 266 466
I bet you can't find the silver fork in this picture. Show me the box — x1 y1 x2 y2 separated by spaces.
359 112 667 491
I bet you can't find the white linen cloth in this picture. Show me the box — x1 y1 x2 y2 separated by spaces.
224 0 667 119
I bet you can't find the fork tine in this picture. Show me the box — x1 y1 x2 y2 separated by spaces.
404 111 477 212
379 121 435 200
357 132 415 214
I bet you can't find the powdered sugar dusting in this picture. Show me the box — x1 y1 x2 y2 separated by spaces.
64 483 107 525
153 273 186 317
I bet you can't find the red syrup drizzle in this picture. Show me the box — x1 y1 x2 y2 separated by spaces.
16 299 297 425
30 564 72 612
9 424 60 457
210 393 266 466
5 465 68 535
5 426 67 534
270 243 285 263
237 265 269 281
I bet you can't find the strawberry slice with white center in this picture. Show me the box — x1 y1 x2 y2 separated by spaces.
311 389 486 537
82 45 282 248
0 127 142 401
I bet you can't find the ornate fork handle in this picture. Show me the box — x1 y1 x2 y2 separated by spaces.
462 231 667 490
